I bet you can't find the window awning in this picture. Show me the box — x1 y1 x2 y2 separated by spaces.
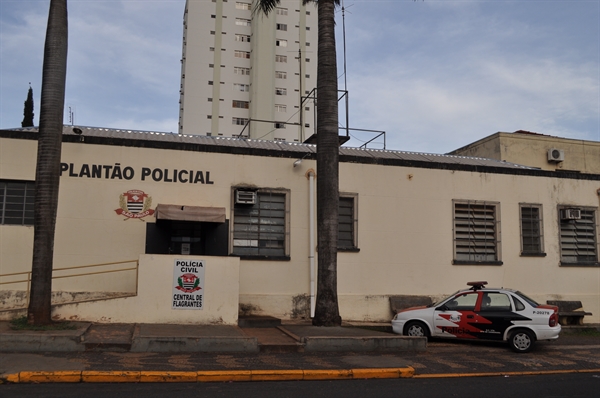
155 204 226 223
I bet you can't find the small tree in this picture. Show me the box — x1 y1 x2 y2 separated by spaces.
21 85 35 127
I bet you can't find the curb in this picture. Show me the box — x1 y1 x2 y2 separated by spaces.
413 368 600 379
0 367 414 383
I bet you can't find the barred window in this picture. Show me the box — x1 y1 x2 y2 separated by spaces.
339 194 358 250
276 23 287 31
520 204 545 256
232 117 248 125
275 55 287 63
274 104 286 112
232 189 289 258
234 67 250 76
559 207 598 266
276 39 287 47
235 34 251 42
275 71 287 79
275 87 287 96
276 7 287 15
233 83 249 92
0 180 35 225
235 18 251 27
232 100 249 109
453 200 501 265
236 2 251 11
234 50 250 59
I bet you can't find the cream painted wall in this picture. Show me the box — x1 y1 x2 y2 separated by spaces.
451 133 600 173
1 136 599 323
49 255 240 324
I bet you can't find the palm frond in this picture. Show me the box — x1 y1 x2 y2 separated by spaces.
253 0 281 15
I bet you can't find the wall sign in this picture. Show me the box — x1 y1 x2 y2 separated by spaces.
172 259 205 310
115 189 155 220
60 162 214 184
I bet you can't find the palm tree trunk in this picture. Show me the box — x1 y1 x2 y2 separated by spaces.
27 0 68 325
313 0 341 326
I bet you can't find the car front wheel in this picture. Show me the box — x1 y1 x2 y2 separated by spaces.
508 329 535 353
404 321 429 338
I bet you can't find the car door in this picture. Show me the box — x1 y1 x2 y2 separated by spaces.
433 291 481 339
474 292 517 340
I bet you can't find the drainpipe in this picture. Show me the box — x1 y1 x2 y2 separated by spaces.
307 169 316 318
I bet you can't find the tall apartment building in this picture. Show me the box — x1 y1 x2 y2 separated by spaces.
178 0 318 142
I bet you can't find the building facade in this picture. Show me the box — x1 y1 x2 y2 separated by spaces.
449 130 600 174
178 0 317 142
1 127 599 324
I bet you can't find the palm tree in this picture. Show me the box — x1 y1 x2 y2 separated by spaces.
255 0 341 326
27 0 68 325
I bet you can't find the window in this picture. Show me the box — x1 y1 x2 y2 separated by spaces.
453 200 501 265
232 189 289 258
232 100 249 109
559 207 598 266
520 204 544 256
276 39 287 47
235 18 251 26
234 67 250 75
274 104 286 112
236 2 251 10
445 293 478 311
276 7 288 15
274 122 286 129
232 117 248 125
233 83 249 92
275 71 287 79
339 194 358 250
0 180 34 225
276 24 287 31
275 55 287 63
480 292 512 312
234 50 250 59
275 87 287 95
235 34 251 42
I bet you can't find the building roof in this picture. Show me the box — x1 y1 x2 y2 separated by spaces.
6 125 599 181
6 125 533 170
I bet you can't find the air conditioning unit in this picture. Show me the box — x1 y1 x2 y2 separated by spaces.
547 148 564 162
235 190 256 205
560 208 581 220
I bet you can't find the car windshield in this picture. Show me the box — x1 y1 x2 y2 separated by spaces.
515 291 539 307
429 291 459 307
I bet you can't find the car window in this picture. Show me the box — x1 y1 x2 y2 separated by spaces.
444 293 478 311
480 292 511 311
512 296 526 311
515 291 539 307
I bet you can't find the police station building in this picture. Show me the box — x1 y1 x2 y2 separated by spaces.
1 126 599 324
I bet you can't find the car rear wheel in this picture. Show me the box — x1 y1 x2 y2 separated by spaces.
405 321 429 338
508 329 535 353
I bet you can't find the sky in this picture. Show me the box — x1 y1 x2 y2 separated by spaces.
1 0 598 154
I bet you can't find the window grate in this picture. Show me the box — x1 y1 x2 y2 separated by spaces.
0 180 35 225
233 191 286 257
454 201 498 263
560 208 597 264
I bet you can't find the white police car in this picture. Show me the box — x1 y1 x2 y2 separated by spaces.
391 282 561 352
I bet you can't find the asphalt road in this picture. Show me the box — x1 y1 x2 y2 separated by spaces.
1 373 599 398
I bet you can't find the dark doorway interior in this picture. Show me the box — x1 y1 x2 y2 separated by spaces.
145 219 229 256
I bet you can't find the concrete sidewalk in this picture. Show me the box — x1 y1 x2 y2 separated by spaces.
0 320 426 354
